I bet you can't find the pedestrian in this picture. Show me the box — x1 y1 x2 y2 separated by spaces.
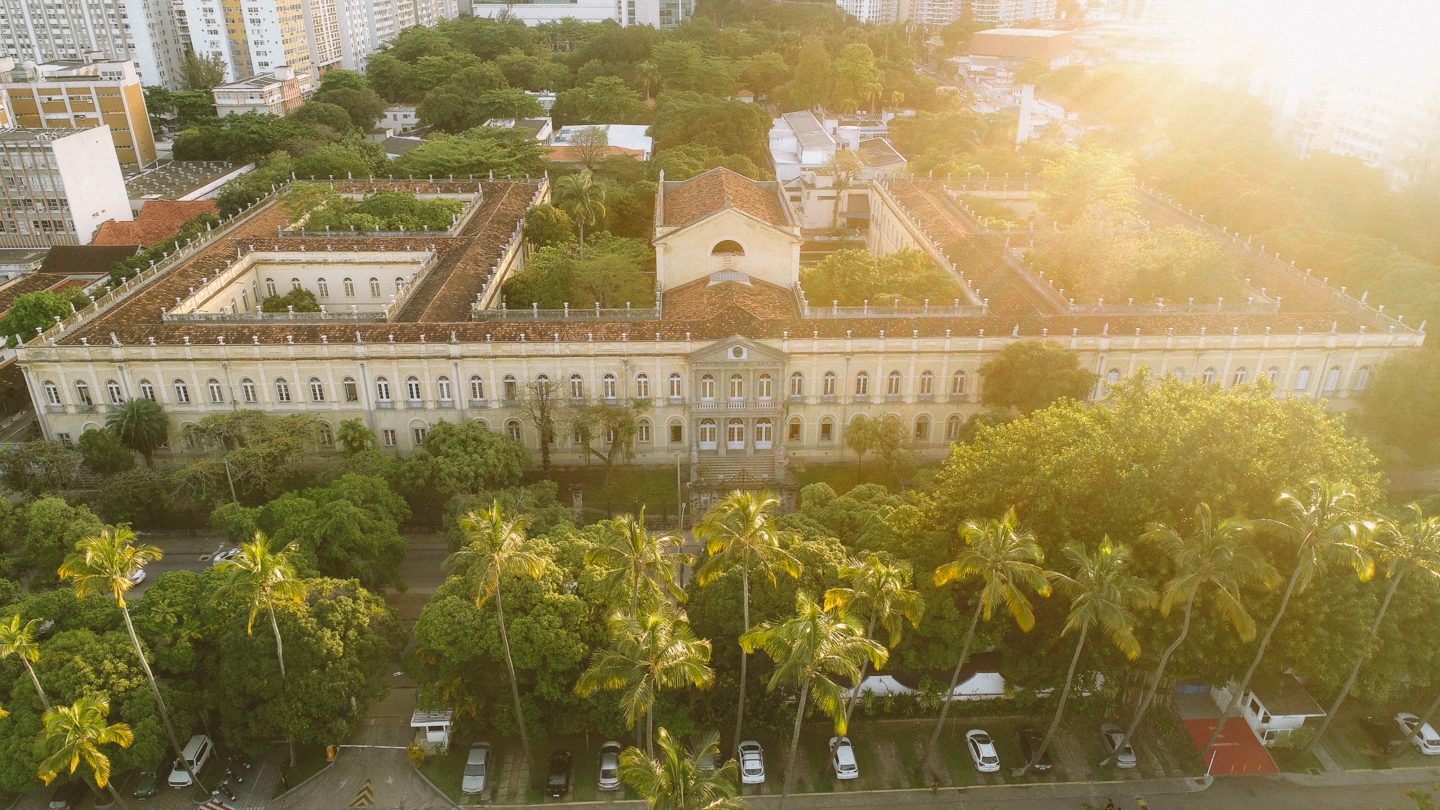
929 776 939 794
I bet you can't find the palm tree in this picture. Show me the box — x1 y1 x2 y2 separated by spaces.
105 398 168 466
59 526 201 791
575 608 714 756
694 490 801 751
37 697 134 807
1026 538 1155 773
1311 503 1440 749
1103 504 1276 765
1200 479 1373 759
446 501 553 770
0 614 51 710
587 510 688 618
619 728 744 810
741 593 886 808
823 552 923 724
924 507 1052 772
213 532 307 677
554 169 606 254
636 61 661 101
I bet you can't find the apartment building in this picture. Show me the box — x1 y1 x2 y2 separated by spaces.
0 127 131 247
0 57 156 168
968 0 1055 24
211 66 306 117
470 0 690 28
835 0 898 24
0 0 188 88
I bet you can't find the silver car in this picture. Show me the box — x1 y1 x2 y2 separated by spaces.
462 742 490 795
598 741 622 791
1101 723 1136 768
736 740 765 785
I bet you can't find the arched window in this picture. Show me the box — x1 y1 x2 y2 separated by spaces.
726 417 745 449
139 379 155 401
173 379 191 404
406 376 422 402
376 376 392 402
437 376 452 401
711 239 745 270
602 373 617 400
819 416 835 442
369 278 381 297
698 418 718 449
822 371 837 397
42 380 60 406
919 370 934 396
945 413 963 440
343 278 355 297
274 378 291 403
757 373 773 400
1267 367 1281 384
700 374 716 401
1352 366 1371 392
569 373 584 400
637 418 652 444
106 380 124 405
951 370 967 397
1201 367 1217 385
475 419 490 431
755 418 773 448
207 379 223 404
1323 365 1341 394
317 278 329 297
1106 368 1121 385
634 373 649 399
886 370 903 397
310 377 326 402
502 375 517 401
789 371 804 398
343 376 358 402
668 372 683 400
74 380 92 406
395 277 405 294
1294 366 1312 391
787 416 803 441
728 374 744 401
291 277 302 291
317 423 334 447
914 414 931 441
265 278 277 297
505 419 521 442
854 371 869 396
1231 367 1248 386
240 378 256 403
668 418 683 445
470 376 485 401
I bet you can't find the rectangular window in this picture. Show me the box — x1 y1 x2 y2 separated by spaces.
669 423 682 443
56 432 72 447
820 421 834 442
343 379 358 402
382 429 397 448
413 427 427 445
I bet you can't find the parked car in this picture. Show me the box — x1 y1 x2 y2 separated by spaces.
598 741 622 791
1359 715 1405 755
47 782 85 810
131 768 160 798
1101 723 1137 768
736 740 765 785
211 547 241 565
1396 712 1440 755
167 734 214 788
546 750 574 797
462 742 490 795
830 736 858 780
1017 727 1052 772
126 567 146 585
965 729 1000 772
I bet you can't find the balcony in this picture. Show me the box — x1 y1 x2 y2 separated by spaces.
376 400 394 410
885 394 904 403
436 399 455 409
469 398 487 408
405 399 424 409
917 394 935 402
853 394 870 403
821 394 838 403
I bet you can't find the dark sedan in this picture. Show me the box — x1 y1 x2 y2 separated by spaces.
1018 727 1053 772
546 750 573 798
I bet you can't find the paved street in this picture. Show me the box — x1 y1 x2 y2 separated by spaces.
129 530 231 598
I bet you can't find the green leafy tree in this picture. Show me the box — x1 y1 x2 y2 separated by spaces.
843 414 880 470
503 235 654 309
1105 504 1275 765
181 52 227 90
741 593 886 806
524 204 576 248
586 511 687 617
694 491 801 749
213 533 307 678
619 728 744 810
977 340 1095 413
1 289 88 346
59 526 201 792
391 128 547 179
446 503 553 769
36 697 133 806
106 398 169 466
0 440 79 497
293 100 355 135
1027 538 1155 773
823 552 922 723
171 113 314 162
0 614 51 710
419 87 542 133
832 43 882 112
16 497 103 581
178 410 319 503
1359 351 1440 462
554 170 607 253
1039 145 1137 224
924 507 1052 770
651 92 771 165
76 429 135 476
653 145 763 181
575 608 714 755
393 420 527 516
336 419 376 453
799 249 960 307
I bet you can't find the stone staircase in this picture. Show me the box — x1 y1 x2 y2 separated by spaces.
696 454 779 484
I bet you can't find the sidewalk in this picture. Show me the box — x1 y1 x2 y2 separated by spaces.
1283 764 1440 788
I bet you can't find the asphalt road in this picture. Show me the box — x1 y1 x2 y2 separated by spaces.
128 530 233 598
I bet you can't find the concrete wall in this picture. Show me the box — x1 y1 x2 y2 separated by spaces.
52 126 131 245
657 209 800 291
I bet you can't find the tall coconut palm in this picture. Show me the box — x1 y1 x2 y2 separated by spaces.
1311 504 1440 749
59 526 200 791
1026 538 1155 773
554 169 606 254
576 608 714 756
446 501 553 770
823 552 923 724
694 490 801 750
636 61 661 101
213 532 307 678
1201 479 1373 759
587 510 688 617
37 697 134 807
924 507 1052 772
105 398 168 466
619 728 744 810
1103 504 1276 765
0 614 51 710
741 593 886 809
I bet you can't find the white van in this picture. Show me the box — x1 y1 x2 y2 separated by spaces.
167 735 214 788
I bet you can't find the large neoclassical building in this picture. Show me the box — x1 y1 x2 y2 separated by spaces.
16 168 1425 491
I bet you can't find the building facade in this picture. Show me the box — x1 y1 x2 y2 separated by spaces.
0 57 157 167
0 0 188 88
0 127 131 247
836 0 898 24
211 67 306 117
469 0 690 28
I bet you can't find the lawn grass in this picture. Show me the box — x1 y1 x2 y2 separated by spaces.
545 466 685 524
423 744 470 805
1321 703 1437 771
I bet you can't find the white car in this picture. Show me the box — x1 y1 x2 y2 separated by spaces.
965 729 1000 772
1101 723 1137 768
736 740 765 785
1396 712 1440 755
462 742 490 795
829 736 858 780
211 547 241 565
126 568 146 585
597 741 622 791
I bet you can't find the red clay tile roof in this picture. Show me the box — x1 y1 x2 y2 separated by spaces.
661 168 789 230
93 200 218 247
39 245 140 277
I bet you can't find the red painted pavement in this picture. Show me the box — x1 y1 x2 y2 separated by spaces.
1185 717 1279 775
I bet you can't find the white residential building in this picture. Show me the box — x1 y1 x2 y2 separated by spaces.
0 0 188 88
968 0 1055 25
211 67 306 117
769 111 837 183
836 0 898 24
0 127 131 247
469 0 691 28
